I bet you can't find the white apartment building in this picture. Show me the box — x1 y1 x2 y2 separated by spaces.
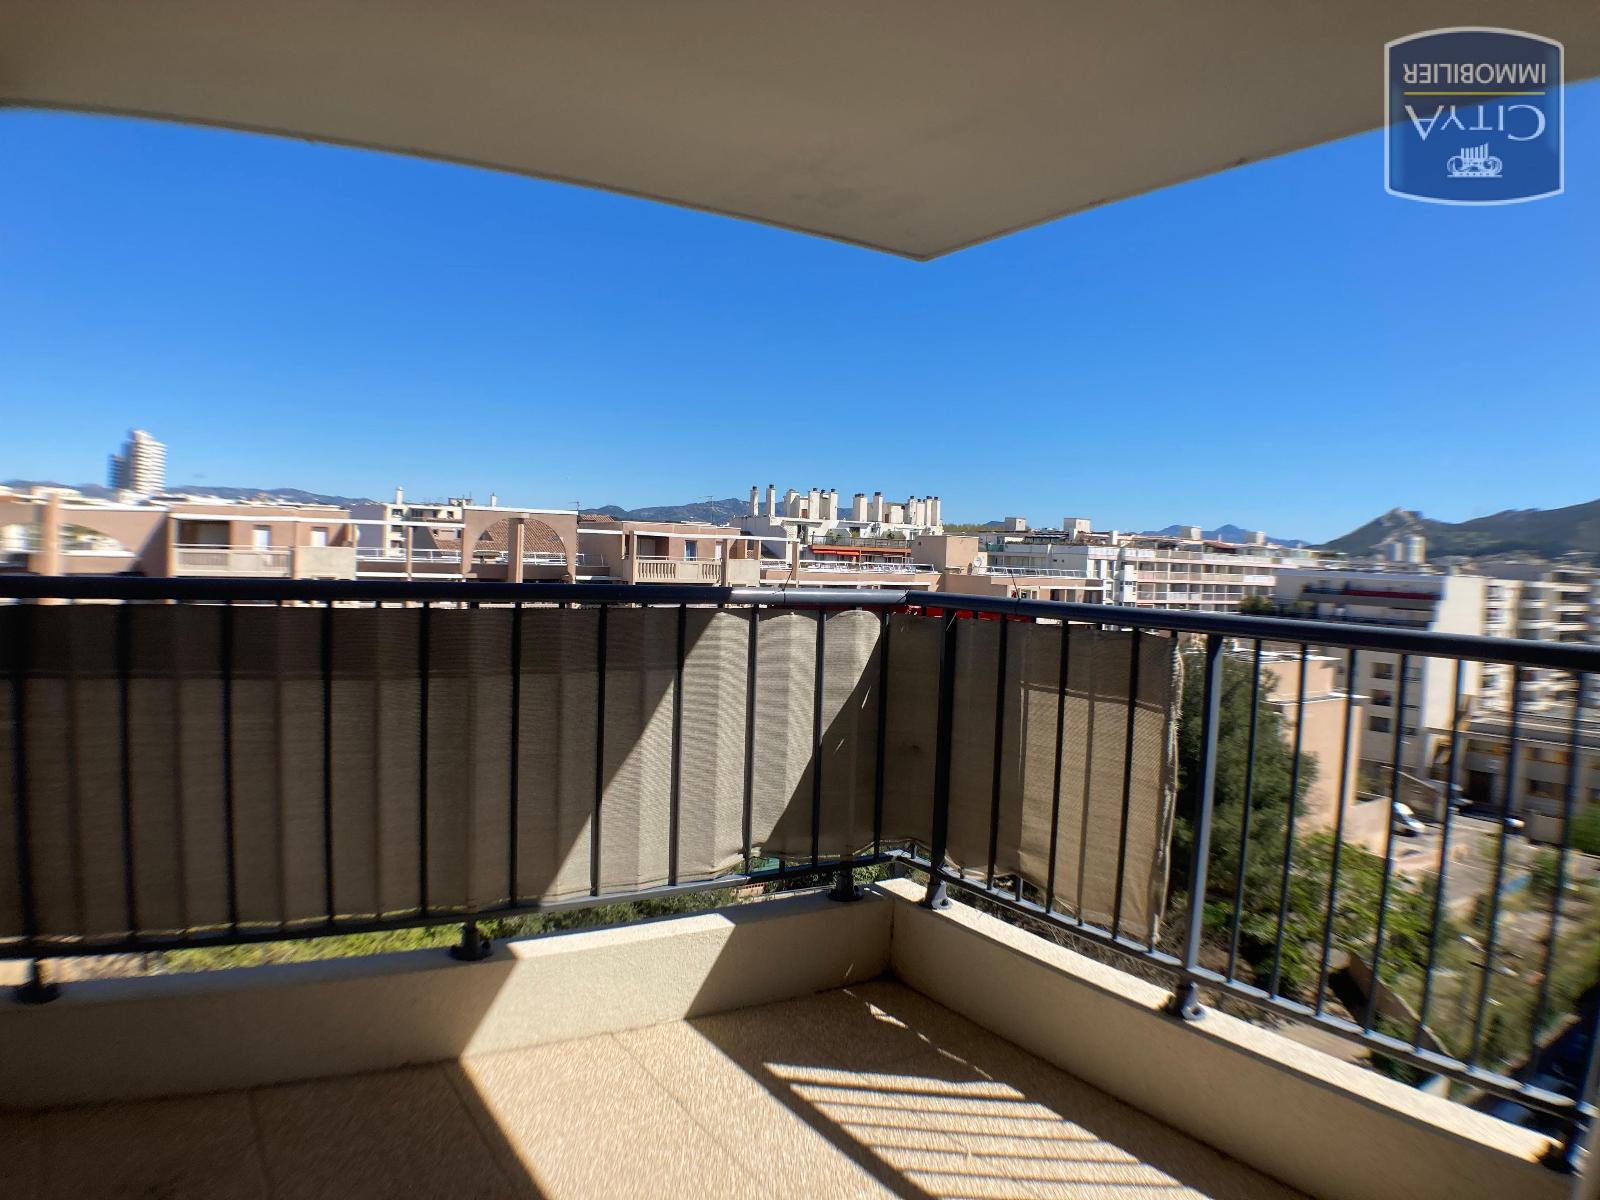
107 428 167 496
981 521 1296 613
742 483 943 545
350 486 470 555
1273 568 1491 784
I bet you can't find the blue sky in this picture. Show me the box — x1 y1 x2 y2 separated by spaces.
2 86 1595 543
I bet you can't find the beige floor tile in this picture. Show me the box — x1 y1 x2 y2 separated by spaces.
460 1033 751 1200
616 1020 898 1200
37 1092 268 1200
251 1064 534 1199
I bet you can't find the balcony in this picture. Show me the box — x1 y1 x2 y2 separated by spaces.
173 544 358 580
172 544 292 577
627 556 739 584
1 576 1598 1200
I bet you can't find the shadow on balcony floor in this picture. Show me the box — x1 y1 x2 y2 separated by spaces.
1 980 1302 1200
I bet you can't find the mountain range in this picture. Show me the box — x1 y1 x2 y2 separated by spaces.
1144 523 1307 547
1319 501 1600 561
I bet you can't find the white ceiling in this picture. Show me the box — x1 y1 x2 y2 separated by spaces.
3 2 1594 258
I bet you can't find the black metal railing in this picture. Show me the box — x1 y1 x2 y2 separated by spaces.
3 575 1599 1168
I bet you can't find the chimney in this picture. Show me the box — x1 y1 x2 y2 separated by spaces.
490 492 498 507
395 485 405 504
766 483 777 517
870 491 885 522
828 489 839 520
750 485 760 517
852 492 867 521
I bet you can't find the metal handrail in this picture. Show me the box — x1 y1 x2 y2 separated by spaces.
2 573 1596 1160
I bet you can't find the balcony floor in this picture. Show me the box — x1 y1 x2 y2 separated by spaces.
2 979 1300 1200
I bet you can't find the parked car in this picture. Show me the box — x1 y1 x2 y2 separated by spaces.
1392 802 1426 837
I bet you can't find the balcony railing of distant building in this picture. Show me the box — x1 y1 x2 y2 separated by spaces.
788 560 937 575
1 575 1598 1168
629 556 725 583
975 567 1090 579
172 545 293 577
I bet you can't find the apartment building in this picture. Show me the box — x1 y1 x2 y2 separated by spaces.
1255 649 1372 845
0 486 360 579
742 483 943 546
1273 568 1488 785
1457 705 1600 843
349 486 470 556
979 520 1296 612
106 428 167 496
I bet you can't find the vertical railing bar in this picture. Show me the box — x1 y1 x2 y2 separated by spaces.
1528 671 1587 1060
1110 627 1142 942
1363 652 1410 1033
1470 663 1523 1068
985 617 1010 890
8 603 40 954
507 601 523 905
591 603 608 898
1225 640 1264 983
321 599 336 926
1044 619 1071 914
417 601 431 915
923 609 959 907
116 600 139 941
1314 648 1361 1015
1171 632 1223 1020
811 605 825 867
1413 658 1465 1044
221 600 240 933
1266 643 1309 998
871 608 891 859
741 606 758 872
669 603 686 886
1560 988 1600 1171
1072 623 1100 926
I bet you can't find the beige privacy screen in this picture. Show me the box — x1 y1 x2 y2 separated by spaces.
0 605 1180 946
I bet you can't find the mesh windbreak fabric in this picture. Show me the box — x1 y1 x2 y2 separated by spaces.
756 609 883 861
0 603 1180 948
896 616 1181 942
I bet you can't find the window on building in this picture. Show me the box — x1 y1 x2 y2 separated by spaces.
1368 715 1392 734
310 527 329 547
683 540 698 560
251 525 271 549
1372 662 1394 680
1371 690 1392 708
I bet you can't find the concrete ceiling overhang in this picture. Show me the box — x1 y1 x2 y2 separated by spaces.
3 2 1595 259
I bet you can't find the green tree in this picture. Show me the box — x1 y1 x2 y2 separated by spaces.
1237 594 1275 615
1172 650 1313 926
1568 805 1600 856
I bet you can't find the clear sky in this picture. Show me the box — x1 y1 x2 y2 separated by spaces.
2 85 1595 543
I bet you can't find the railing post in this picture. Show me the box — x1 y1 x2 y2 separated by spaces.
1170 632 1223 1020
449 919 492 961
829 866 861 902
12 958 59 1006
923 608 959 908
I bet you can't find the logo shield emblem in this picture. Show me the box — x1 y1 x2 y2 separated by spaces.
1386 28 1563 204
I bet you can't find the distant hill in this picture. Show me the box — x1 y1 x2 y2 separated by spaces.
3 480 378 507
581 496 749 525
1321 501 1600 560
1145 523 1307 547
